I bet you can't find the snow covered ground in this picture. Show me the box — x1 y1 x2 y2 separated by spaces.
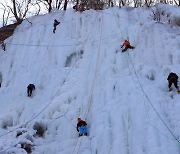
0 4 180 154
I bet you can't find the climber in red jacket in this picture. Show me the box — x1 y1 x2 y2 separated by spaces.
121 40 135 52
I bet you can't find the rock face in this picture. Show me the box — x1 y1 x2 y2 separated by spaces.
0 21 22 43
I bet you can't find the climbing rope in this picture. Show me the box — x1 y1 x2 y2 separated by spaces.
71 13 101 154
0 10 99 140
127 52 180 144
84 13 103 121
0 58 76 139
33 12 66 84
73 13 103 154
111 6 180 144
78 14 100 120
142 93 177 141
0 11 100 154
6 32 120 48
126 51 178 141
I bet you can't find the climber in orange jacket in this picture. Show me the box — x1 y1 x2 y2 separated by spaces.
121 40 135 52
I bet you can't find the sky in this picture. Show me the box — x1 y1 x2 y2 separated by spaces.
0 3 180 154
0 0 74 26
0 0 47 26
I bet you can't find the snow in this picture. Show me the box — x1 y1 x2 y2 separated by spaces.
0 4 180 154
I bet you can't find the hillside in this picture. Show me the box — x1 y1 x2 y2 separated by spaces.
0 4 180 154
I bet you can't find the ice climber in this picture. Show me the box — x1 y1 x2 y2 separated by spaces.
167 72 180 94
1 42 6 51
53 19 60 33
27 84 35 97
76 118 88 137
121 40 135 52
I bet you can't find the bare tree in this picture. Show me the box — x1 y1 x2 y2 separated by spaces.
38 0 66 12
57 0 64 9
39 0 53 12
118 0 127 7
64 0 68 10
108 0 112 6
31 0 42 15
6 0 34 23
144 0 155 7
73 0 107 11
174 0 180 6
0 0 42 26
133 0 143 7
0 2 11 26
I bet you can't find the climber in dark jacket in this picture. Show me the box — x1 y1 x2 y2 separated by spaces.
1 42 6 51
167 72 180 94
76 118 87 137
53 19 60 33
27 84 35 97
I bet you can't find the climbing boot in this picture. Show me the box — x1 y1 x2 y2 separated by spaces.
169 87 172 92
177 88 180 94
79 134 82 137
84 133 87 136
